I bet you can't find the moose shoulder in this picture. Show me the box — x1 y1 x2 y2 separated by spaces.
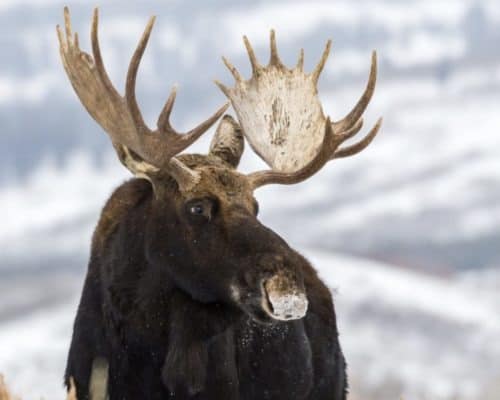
59 7 381 400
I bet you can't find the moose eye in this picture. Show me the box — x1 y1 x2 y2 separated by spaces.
186 198 216 221
190 204 204 215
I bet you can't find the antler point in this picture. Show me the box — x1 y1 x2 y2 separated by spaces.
243 34 260 73
296 48 305 70
56 24 66 49
214 80 231 97
145 15 156 32
92 8 100 28
222 56 243 82
311 39 332 83
269 28 281 67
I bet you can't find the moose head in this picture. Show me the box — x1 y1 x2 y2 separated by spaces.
57 8 381 324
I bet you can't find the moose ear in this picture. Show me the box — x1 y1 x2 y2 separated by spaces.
209 115 244 168
115 143 160 183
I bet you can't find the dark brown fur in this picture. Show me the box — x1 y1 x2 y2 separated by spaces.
65 154 347 400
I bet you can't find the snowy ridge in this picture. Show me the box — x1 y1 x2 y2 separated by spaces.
1 0 500 270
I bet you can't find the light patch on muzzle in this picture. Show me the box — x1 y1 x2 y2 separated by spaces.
262 274 308 321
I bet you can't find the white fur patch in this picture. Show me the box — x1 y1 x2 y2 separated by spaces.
230 284 241 301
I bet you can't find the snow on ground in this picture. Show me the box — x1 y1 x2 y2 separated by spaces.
1 250 499 400
0 300 76 399
311 250 500 400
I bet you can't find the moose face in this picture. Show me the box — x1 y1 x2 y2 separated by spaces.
145 157 308 323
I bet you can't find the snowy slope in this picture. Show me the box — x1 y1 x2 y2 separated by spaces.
311 251 500 400
0 300 76 399
1 250 499 400
1 0 500 273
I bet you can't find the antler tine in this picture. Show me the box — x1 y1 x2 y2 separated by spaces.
269 29 283 67
169 157 201 191
296 48 305 71
332 117 382 159
73 32 80 49
125 15 156 134
222 56 243 83
64 6 72 40
174 102 230 147
332 51 377 133
334 118 364 143
59 7 80 52
311 40 332 84
155 82 230 153
214 79 232 97
156 85 230 150
56 21 65 50
91 8 121 99
157 85 177 132
243 35 261 74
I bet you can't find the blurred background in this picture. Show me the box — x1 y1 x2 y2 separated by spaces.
1 0 499 399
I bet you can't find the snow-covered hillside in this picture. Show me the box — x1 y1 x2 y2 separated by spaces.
1 250 498 400
312 251 500 400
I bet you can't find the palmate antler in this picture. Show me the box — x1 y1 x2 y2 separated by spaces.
217 31 382 189
57 7 228 189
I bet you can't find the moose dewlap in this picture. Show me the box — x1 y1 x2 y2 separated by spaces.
58 6 381 400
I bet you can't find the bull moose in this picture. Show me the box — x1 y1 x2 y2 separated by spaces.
58 7 381 400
